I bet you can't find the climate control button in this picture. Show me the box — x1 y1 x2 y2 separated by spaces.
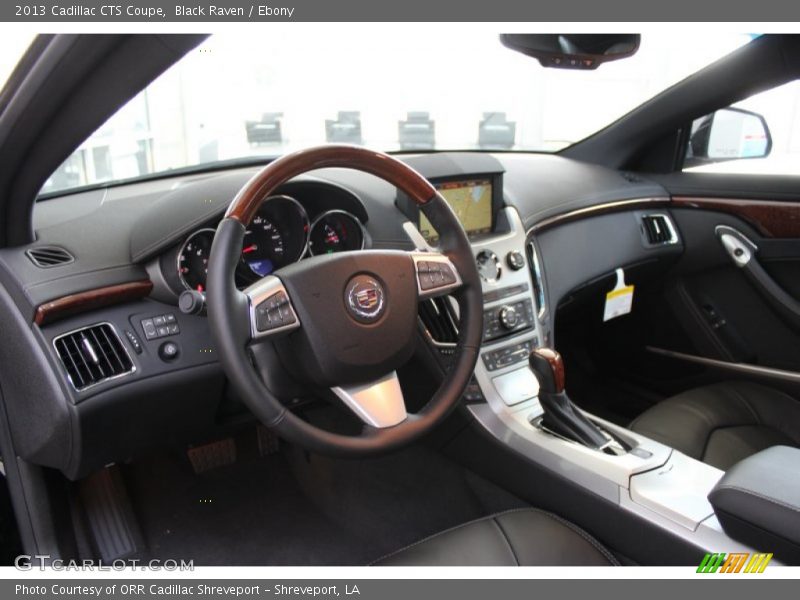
499 305 519 329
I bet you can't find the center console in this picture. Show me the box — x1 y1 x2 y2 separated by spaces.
400 168 774 562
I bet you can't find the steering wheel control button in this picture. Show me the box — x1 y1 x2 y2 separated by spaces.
345 275 386 323
141 314 180 340
506 250 526 271
255 291 296 332
476 250 501 283
415 258 458 295
414 255 459 297
158 341 180 361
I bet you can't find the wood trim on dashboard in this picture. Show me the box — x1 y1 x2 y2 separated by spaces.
34 280 153 326
527 197 671 234
226 145 437 225
672 196 800 238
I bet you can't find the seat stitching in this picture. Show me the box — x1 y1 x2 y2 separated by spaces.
700 425 753 465
368 506 616 566
490 517 520 566
368 507 530 566
630 397 712 433
672 401 717 430
700 424 796 466
532 510 619 566
754 384 800 407
741 385 800 444
699 425 716 464
727 386 761 426
715 485 800 515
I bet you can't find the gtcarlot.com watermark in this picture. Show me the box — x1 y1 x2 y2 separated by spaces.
14 555 194 571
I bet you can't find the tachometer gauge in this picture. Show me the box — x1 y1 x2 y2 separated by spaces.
241 195 309 279
308 210 365 256
177 228 216 292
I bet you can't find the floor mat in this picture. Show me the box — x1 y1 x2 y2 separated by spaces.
123 432 525 565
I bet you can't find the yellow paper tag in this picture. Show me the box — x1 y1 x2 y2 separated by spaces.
607 285 635 300
604 269 634 322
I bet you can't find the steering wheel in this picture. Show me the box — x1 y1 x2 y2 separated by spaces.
207 145 482 456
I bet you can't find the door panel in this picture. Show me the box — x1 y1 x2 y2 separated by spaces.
656 183 800 375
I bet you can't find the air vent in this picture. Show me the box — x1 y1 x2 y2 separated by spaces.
641 214 677 245
419 297 459 348
26 246 74 268
53 324 134 391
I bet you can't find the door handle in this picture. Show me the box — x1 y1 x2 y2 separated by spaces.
716 225 800 332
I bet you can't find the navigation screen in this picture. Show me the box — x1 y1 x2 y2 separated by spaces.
419 178 493 243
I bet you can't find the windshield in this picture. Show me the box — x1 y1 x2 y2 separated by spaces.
39 30 752 196
0 32 35 95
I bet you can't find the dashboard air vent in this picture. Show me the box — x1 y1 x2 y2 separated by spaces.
53 324 134 391
26 246 74 268
419 297 459 348
641 214 677 245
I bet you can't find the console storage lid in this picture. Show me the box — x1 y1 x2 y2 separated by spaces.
708 445 800 564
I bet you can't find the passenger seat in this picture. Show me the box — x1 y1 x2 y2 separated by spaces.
629 381 800 470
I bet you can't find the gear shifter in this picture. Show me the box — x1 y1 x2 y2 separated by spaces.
529 348 609 449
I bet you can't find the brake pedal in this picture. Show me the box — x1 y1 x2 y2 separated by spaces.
187 438 236 473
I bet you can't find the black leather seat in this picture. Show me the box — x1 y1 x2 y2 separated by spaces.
374 508 618 566
630 381 800 470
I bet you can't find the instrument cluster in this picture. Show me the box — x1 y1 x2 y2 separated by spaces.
176 195 366 292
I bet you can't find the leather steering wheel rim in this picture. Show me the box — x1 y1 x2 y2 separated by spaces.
206 145 483 457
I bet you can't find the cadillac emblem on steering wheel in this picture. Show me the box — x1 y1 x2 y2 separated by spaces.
345 274 386 323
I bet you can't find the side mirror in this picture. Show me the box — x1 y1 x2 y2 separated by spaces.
686 107 772 166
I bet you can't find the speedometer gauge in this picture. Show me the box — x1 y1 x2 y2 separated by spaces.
308 210 365 256
177 228 215 292
241 215 286 277
240 195 309 280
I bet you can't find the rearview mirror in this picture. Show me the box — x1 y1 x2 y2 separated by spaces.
687 107 772 166
499 34 640 70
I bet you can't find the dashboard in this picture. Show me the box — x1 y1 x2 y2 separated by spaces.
0 151 681 479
